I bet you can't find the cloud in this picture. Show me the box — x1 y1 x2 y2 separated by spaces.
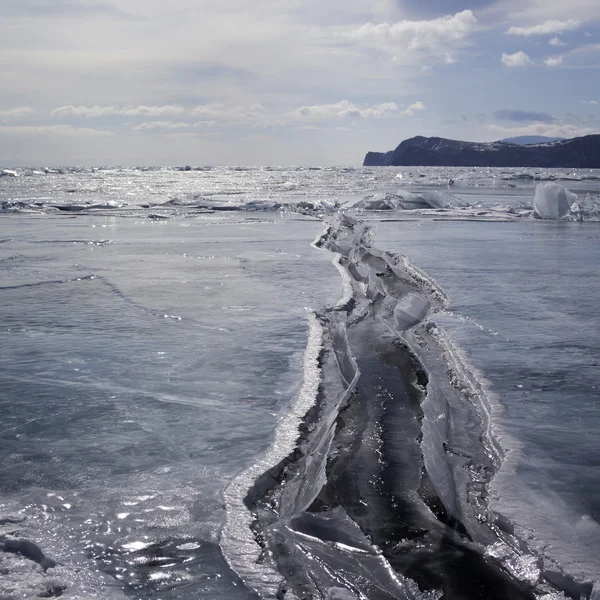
51 103 268 126
131 120 217 131
288 100 399 120
0 0 135 20
488 122 598 140
402 101 426 116
544 56 563 67
583 100 598 105
497 0 600 29
122 106 185 117
173 61 255 82
564 111 596 127
350 10 477 57
494 109 555 123
501 51 533 67
0 124 114 136
507 19 580 37
192 103 265 125
549 37 566 46
0 107 35 120
52 105 185 118
557 42 600 68
132 121 197 131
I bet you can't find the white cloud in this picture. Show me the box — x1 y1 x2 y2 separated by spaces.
402 101 426 116
192 103 265 125
51 106 110 118
0 125 114 136
350 10 477 56
52 105 185 118
288 100 398 120
544 56 563 67
132 121 198 131
192 104 227 118
549 37 566 46
131 120 217 131
501 51 533 67
50 103 267 126
124 105 185 117
0 107 35 120
357 102 399 118
583 100 598 104
507 19 580 37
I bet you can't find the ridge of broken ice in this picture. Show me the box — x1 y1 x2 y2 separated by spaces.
354 190 468 211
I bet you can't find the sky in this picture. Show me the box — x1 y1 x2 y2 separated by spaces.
1 0 599 165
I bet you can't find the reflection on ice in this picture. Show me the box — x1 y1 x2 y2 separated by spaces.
122 541 151 552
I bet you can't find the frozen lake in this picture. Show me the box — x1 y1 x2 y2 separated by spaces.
1 166 599 599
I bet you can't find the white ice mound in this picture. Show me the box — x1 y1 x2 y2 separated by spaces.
533 183 577 220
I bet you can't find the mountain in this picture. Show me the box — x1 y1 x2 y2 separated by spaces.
363 134 600 168
363 150 394 166
500 136 565 145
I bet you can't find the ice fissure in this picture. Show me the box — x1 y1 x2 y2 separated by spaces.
237 213 574 600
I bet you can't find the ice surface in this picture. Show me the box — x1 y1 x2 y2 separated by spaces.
0 213 340 599
2 166 600 599
533 183 577 219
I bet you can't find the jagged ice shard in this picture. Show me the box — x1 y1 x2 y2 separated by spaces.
533 183 577 220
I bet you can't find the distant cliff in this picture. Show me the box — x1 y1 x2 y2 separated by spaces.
363 150 394 167
363 134 600 168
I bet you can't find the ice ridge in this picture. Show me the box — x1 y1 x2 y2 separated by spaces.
223 212 585 600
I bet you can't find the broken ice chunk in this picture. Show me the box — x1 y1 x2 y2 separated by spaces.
533 183 577 219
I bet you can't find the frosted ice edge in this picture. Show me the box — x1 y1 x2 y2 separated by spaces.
221 312 324 598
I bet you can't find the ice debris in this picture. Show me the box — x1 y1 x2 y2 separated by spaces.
533 183 577 220
355 190 468 211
